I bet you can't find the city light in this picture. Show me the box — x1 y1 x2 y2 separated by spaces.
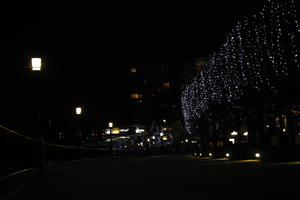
163 119 166 123
108 122 113 128
243 131 248 136
185 139 189 143
226 153 230 157
231 131 238 136
152 136 156 140
209 153 212 157
162 136 168 141
229 138 235 144
160 132 164 136
31 58 42 71
111 128 120 134
135 128 145 133
255 153 261 158
75 107 82 115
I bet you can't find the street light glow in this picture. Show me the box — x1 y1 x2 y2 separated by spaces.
31 58 42 71
255 153 261 158
75 107 82 115
109 122 113 128
209 153 212 157
226 153 230 157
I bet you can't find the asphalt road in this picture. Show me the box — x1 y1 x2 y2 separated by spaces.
17 155 300 199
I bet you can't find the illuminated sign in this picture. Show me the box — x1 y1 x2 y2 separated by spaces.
112 128 120 134
135 128 145 133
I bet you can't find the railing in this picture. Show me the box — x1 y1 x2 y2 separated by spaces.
0 125 110 177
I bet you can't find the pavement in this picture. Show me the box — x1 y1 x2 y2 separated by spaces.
13 155 300 199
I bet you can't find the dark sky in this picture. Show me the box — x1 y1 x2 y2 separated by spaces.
0 1 263 133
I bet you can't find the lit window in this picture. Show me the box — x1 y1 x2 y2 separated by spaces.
163 82 170 89
196 61 205 70
131 68 137 73
131 93 141 99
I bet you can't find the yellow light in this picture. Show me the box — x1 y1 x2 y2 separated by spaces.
75 107 82 115
31 58 42 71
255 153 261 158
226 153 230 157
131 93 142 99
162 136 168 141
131 68 137 73
163 82 170 89
112 128 120 134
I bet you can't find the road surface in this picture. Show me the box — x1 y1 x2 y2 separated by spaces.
17 155 300 199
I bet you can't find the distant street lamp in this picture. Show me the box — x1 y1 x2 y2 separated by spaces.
30 57 44 174
76 107 82 115
75 107 83 163
31 58 42 71
108 122 113 156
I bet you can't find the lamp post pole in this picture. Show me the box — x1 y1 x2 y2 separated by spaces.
76 107 83 163
109 122 113 156
30 57 45 175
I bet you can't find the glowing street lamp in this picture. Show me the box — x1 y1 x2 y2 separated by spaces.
31 58 42 71
30 57 44 173
108 122 113 155
75 106 83 163
76 107 82 115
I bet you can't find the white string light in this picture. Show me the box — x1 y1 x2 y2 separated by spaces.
181 0 299 134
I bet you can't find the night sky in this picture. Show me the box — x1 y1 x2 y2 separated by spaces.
0 1 263 134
